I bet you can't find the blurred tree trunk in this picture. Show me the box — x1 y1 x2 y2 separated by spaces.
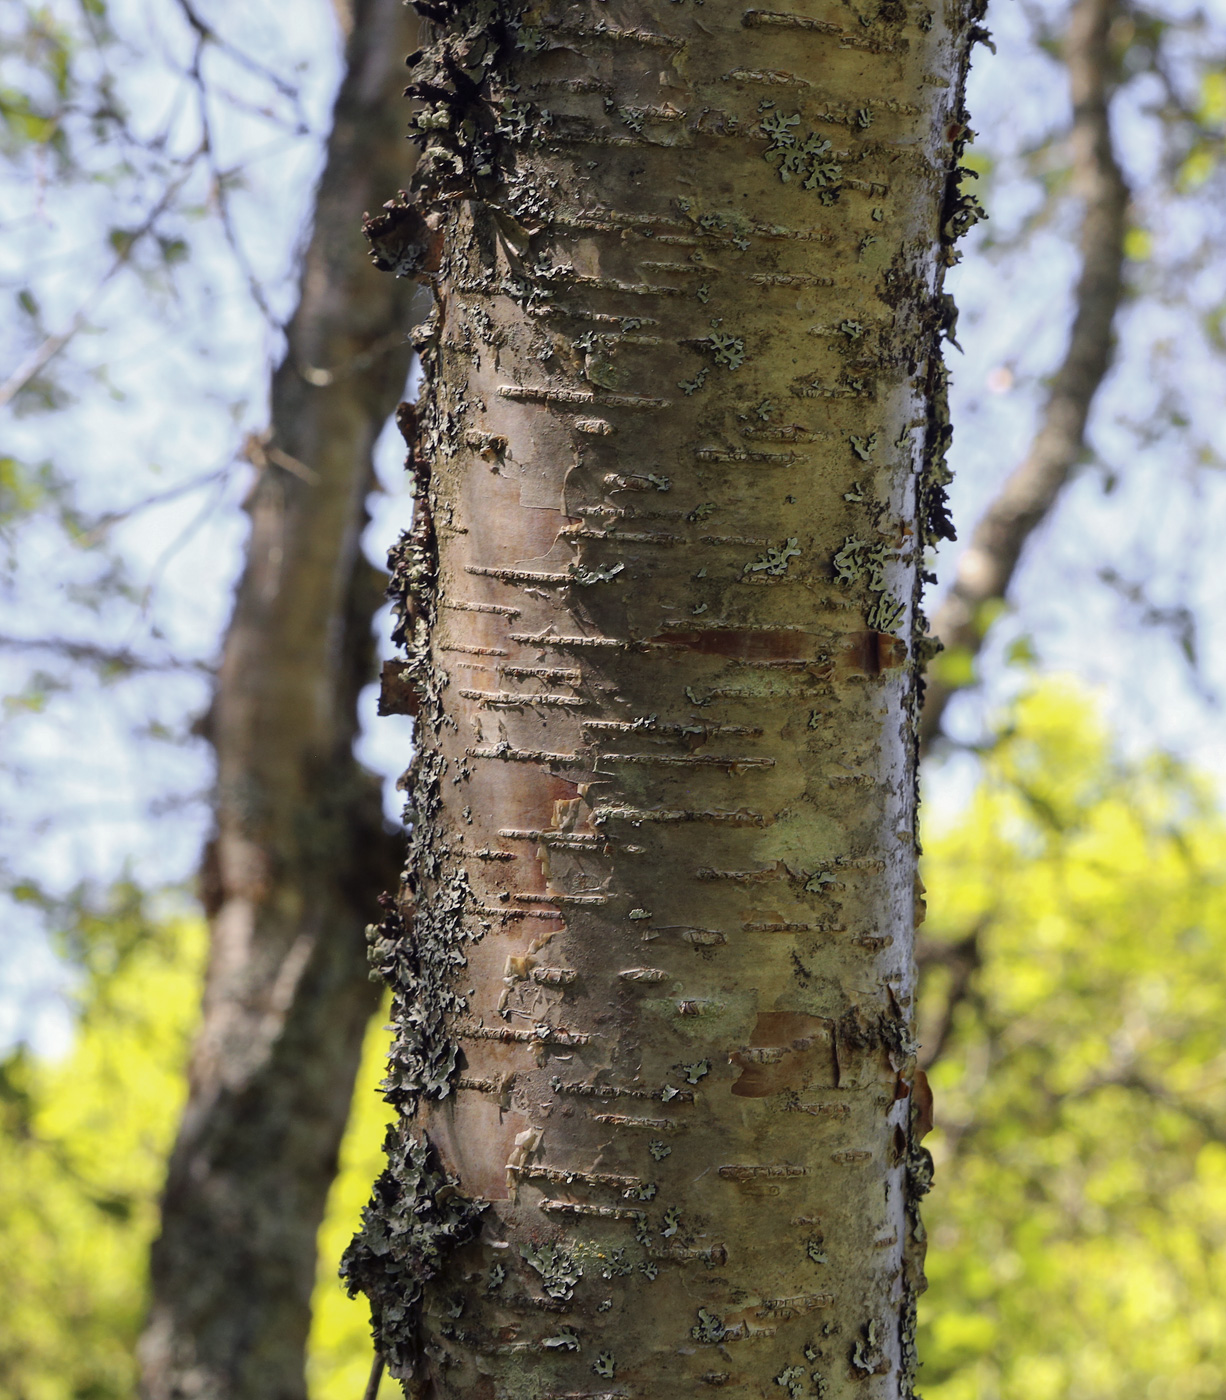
140 3 419 1398
919 0 1128 752
343 3 976 1397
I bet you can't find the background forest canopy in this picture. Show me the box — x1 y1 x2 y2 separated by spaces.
1 0 1225 1399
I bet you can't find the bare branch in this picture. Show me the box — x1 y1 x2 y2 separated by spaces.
921 0 1130 752
171 4 288 331
131 469 232 622
0 634 212 675
171 0 308 121
1082 1065 1226 1144
0 156 202 409
79 465 233 544
1098 566 1204 678
361 1353 384 1400
917 925 984 1071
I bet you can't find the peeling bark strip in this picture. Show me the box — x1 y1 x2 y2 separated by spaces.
347 0 975 1395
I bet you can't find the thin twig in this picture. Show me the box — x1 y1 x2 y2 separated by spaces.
917 925 985 1071
242 430 317 483
80 465 233 545
172 0 308 118
130 469 233 631
0 634 212 675
0 156 202 410
170 0 284 329
362 1352 385 1400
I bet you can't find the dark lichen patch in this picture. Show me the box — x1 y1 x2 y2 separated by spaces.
365 191 445 279
354 307 490 1386
368 859 475 1105
341 1130 486 1381
401 0 525 200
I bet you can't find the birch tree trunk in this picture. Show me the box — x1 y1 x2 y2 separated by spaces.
347 2 979 1396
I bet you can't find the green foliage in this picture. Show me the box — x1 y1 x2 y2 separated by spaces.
307 1005 399 1400
918 680 1226 1400
0 890 396 1400
929 644 977 690
0 897 205 1400
0 4 92 165
8 686 1226 1400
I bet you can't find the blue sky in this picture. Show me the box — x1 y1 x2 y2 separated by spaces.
2 0 1224 1050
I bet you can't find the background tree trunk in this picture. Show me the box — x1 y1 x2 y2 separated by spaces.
345 2 976 1397
919 0 1127 752
140 3 419 1397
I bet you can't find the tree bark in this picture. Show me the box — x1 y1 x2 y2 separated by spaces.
140 4 419 1398
345 2 977 1397
919 0 1128 752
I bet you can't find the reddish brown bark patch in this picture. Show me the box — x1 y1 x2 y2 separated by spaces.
378 659 421 717
911 1067 934 1140
841 630 908 677
730 1012 834 1097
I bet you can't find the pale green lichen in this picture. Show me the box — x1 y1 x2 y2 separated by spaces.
833 535 882 587
601 1248 633 1279
592 1352 617 1378
692 1308 727 1343
867 592 906 632
568 561 624 585
849 432 878 460
542 1327 580 1351
521 1240 583 1300
776 1365 807 1397
702 333 746 369
760 111 843 197
852 1319 886 1373
744 538 800 576
834 536 906 631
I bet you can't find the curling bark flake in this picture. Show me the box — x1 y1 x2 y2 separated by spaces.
346 2 978 1396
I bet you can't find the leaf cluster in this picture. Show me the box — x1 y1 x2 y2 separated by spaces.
0 896 204 1400
918 680 1226 1400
